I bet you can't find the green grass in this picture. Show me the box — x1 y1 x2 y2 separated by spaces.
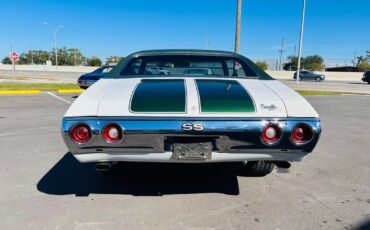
0 83 80 91
296 90 345 96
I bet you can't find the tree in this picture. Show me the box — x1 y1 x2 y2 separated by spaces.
283 55 324 71
303 55 325 71
2 57 12 64
357 62 370 71
283 56 299 71
106 56 124 65
50 47 86 66
87 56 102 66
17 53 30 64
255 61 268 70
67 48 85 66
356 49 370 71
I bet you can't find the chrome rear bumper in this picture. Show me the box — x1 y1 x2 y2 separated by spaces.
61 117 321 163
73 151 309 163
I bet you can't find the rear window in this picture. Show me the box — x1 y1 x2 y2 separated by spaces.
120 55 258 78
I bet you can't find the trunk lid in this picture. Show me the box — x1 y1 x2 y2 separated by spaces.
94 77 288 118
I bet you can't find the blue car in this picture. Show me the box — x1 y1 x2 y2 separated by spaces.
77 65 115 89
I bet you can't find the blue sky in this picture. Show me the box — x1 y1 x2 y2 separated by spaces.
0 0 369 63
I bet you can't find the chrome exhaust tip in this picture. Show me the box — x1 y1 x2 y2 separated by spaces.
274 161 291 169
95 162 112 172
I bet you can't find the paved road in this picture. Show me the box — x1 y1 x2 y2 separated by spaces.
1 69 369 94
0 94 369 229
0 70 81 83
281 79 370 94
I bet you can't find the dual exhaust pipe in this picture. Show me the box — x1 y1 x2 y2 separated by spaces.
95 162 112 172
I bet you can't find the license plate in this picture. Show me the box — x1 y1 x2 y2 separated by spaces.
173 142 212 160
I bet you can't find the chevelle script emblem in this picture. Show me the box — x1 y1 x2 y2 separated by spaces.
182 123 204 131
260 104 278 111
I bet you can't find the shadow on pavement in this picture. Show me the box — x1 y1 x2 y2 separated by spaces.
354 219 370 230
37 153 240 196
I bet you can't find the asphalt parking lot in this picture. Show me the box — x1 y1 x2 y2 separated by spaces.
0 93 369 230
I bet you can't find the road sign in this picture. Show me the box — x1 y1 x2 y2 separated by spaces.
10 52 19 62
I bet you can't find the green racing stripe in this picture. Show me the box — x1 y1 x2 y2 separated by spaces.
130 79 186 113
196 79 255 113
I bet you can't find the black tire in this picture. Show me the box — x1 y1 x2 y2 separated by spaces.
239 161 275 177
315 77 321 82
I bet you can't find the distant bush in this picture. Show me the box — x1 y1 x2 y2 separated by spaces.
283 55 325 71
87 57 102 67
255 61 268 70
357 62 370 71
1 57 12 64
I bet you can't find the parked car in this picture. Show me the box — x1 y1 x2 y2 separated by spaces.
145 67 170 75
183 68 213 75
362 71 370 84
77 65 115 89
293 70 325 82
61 50 321 177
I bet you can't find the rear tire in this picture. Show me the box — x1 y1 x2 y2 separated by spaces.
239 161 275 177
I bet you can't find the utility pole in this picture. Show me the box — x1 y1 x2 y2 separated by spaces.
45 23 64 66
30 50 34 64
296 0 306 83
294 44 297 58
53 26 64 66
234 0 242 53
278 37 284 71
352 51 357 66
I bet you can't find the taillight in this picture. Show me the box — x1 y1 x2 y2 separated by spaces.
102 123 123 143
291 123 315 145
69 124 92 144
261 124 282 145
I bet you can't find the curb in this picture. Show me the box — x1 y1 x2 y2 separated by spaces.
57 89 84 94
0 90 40 95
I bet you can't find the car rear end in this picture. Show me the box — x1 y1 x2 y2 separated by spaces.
61 77 321 164
62 116 320 163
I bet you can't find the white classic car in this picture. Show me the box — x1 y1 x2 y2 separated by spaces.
61 50 321 176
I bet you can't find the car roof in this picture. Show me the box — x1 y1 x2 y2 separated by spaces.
130 49 237 57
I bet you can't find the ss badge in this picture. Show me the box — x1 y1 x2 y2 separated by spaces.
182 123 204 131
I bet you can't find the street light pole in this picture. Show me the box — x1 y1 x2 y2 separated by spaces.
296 0 306 83
234 0 242 53
54 26 64 66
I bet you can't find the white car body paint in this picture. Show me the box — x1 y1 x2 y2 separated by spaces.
64 77 318 118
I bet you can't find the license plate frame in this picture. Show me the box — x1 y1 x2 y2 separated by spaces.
173 142 212 160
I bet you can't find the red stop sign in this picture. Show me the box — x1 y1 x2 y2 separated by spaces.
10 52 19 62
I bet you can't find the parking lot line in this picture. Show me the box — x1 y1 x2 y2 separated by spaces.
0 90 40 95
58 89 84 94
46 91 72 104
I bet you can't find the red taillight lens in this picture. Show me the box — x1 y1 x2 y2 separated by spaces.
69 124 92 144
102 124 123 143
291 123 315 145
261 124 282 145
